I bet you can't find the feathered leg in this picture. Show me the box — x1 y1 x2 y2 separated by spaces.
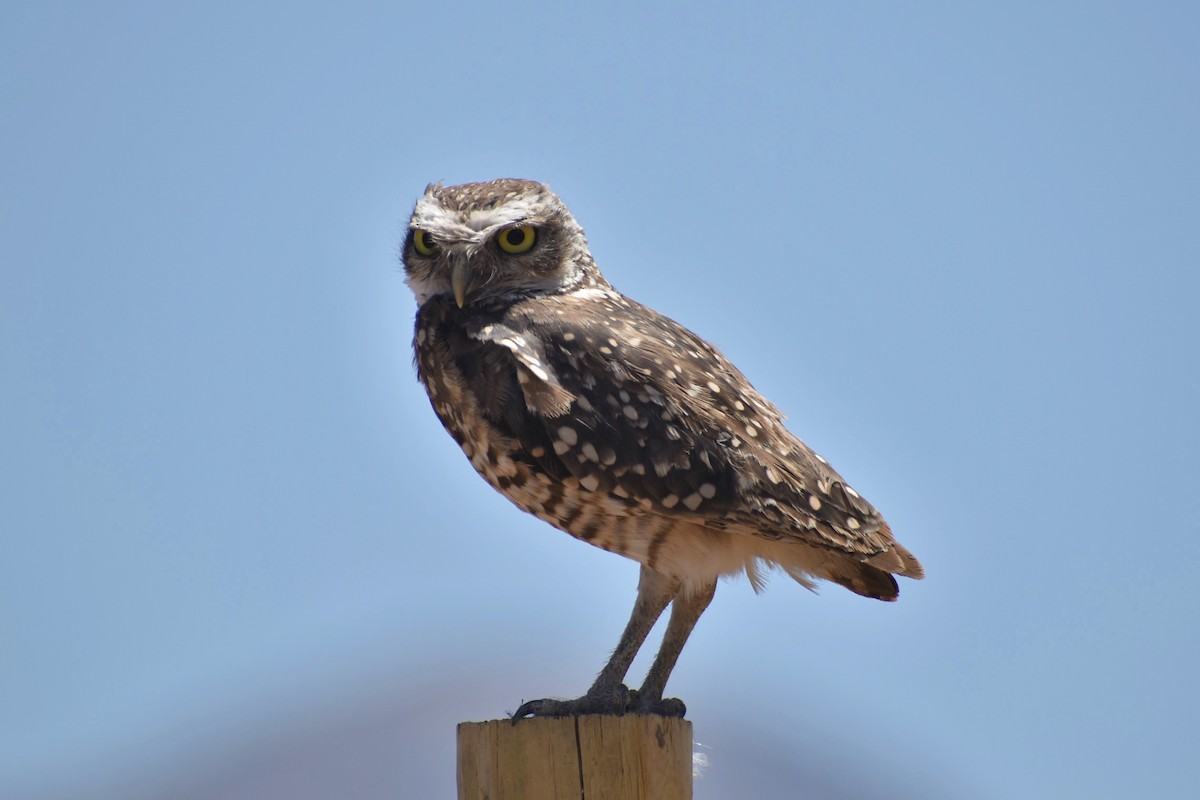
513 566 678 720
634 579 716 716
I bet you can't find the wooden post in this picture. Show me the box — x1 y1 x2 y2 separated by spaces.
457 715 693 800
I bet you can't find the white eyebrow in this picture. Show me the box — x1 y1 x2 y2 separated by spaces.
465 196 542 231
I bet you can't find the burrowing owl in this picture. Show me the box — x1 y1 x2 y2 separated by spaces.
403 179 923 719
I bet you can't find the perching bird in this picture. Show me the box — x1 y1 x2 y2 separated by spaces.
402 179 923 719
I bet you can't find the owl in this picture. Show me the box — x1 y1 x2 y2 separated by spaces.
402 179 923 719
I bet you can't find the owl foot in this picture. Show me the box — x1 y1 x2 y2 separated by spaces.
630 691 687 718
512 683 633 721
511 685 686 722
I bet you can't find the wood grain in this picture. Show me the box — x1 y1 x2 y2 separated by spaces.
457 715 692 800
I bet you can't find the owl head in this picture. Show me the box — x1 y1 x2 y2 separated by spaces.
402 179 605 308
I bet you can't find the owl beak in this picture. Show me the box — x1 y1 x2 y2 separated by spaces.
450 260 469 308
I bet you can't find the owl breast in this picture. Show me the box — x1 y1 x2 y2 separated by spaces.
414 295 687 567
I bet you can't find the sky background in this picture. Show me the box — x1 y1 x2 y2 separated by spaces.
3 2 1198 798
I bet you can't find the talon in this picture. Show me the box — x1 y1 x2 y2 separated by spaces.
512 698 575 722
509 684 639 721
632 693 687 717
654 697 687 717
511 699 544 722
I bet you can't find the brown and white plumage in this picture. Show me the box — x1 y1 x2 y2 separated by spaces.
403 179 923 718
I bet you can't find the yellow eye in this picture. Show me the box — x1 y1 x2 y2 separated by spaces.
412 229 437 256
497 226 537 254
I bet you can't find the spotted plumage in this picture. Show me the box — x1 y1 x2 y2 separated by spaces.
403 179 923 718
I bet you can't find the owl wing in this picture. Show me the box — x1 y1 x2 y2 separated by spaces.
469 290 915 571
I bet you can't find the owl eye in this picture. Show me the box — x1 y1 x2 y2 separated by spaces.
412 229 437 256
497 226 537 254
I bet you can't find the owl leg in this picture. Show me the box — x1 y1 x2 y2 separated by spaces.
633 579 717 717
511 565 678 720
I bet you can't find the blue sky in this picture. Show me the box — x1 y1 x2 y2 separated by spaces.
3 2 1197 798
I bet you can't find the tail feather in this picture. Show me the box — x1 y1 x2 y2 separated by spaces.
829 561 900 601
865 541 925 580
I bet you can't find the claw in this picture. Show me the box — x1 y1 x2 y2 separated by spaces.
510 698 567 722
643 696 686 717
630 688 686 717
510 684 641 723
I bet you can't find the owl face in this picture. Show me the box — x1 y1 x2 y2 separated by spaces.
403 179 596 308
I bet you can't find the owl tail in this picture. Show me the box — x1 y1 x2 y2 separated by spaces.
864 539 925 580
